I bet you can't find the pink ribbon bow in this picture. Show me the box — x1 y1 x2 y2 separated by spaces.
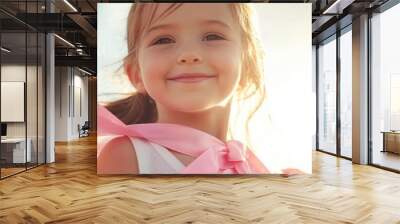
97 105 268 174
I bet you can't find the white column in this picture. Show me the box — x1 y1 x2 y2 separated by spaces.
352 14 369 164
45 0 55 163
46 33 55 163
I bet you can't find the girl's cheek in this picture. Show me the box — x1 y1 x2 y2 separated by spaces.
210 47 241 68
143 46 171 61
141 53 173 81
207 42 240 57
146 49 176 65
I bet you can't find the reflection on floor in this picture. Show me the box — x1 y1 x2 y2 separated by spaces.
0 167 25 178
373 150 400 171
340 147 352 158
0 163 41 178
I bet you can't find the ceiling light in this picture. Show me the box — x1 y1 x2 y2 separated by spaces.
322 0 354 15
323 0 341 14
1 47 11 53
54 34 75 48
63 0 78 12
77 67 92 76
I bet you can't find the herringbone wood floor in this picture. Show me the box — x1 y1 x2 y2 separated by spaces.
0 134 399 224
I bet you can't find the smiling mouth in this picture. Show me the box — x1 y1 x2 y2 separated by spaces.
167 73 216 83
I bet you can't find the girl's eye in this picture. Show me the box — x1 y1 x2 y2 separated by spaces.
152 37 175 45
203 33 225 41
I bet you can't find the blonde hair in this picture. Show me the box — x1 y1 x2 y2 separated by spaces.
107 3 266 142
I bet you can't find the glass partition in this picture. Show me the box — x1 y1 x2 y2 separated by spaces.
0 1 46 179
371 3 400 171
339 27 352 158
26 0 43 169
38 32 45 165
1 30 28 178
27 31 38 169
317 36 337 155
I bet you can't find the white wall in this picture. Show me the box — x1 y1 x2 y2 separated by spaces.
1 65 35 138
1 66 26 141
1 82 25 122
1 64 46 163
55 67 89 141
55 67 69 141
71 73 89 138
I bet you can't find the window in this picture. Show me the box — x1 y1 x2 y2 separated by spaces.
371 2 400 171
340 28 352 158
318 36 337 154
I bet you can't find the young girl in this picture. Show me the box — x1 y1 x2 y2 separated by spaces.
98 3 299 175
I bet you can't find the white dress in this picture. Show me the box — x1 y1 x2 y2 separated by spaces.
129 137 185 174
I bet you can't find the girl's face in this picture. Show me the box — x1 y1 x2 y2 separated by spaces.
135 3 242 113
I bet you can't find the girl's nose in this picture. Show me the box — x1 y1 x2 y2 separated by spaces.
177 53 202 64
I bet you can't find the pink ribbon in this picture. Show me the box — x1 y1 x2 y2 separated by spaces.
97 105 268 174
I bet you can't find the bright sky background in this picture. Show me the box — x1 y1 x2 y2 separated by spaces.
98 3 312 174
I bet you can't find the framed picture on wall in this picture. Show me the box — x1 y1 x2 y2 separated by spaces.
1 81 25 122
97 3 312 175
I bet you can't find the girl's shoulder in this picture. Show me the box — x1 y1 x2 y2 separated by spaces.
97 136 139 174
